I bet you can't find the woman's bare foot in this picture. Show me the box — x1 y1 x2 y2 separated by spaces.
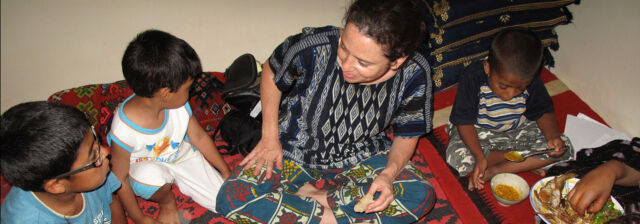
295 183 337 224
319 206 336 224
295 183 322 199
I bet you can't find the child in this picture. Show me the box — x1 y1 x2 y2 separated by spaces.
445 28 574 191
1 101 123 223
108 29 231 223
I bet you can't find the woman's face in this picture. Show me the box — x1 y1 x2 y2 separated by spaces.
337 23 405 84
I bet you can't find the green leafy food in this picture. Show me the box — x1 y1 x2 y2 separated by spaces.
592 201 623 224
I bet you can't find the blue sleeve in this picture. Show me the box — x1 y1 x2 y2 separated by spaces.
104 172 122 196
269 26 339 93
0 188 55 223
269 31 306 93
392 61 430 137
450 62 482 125
107 132 133 152
185 102 193 116
524 76 554 121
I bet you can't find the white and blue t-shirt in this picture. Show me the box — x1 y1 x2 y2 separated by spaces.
107 94 195 164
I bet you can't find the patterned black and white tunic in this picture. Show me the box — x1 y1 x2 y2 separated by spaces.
269 26 433 169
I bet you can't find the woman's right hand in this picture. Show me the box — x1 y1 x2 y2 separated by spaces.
240 136 283 179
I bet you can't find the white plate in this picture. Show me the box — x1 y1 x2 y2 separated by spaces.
529 177 625 224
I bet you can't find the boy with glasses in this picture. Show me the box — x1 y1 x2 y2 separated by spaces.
1 101 123 223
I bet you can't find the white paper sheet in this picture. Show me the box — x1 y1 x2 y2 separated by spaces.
564 113 631 159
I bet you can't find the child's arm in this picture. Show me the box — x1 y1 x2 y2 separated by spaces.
186 116 231 179
457 124 487 191
535 113 565 157
111 144 159 224
109 194 127 224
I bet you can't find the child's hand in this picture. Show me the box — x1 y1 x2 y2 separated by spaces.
546 137 566 157
469 157 488 191
221 169 231 179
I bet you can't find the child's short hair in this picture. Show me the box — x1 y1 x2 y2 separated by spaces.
0 101 90 192
344 0 427 61
122 29 202 98
488 27 544 79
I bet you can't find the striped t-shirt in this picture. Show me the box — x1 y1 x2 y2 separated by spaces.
476 84 528 131
449 61 554 131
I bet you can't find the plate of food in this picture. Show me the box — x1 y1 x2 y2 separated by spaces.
530 173 625 224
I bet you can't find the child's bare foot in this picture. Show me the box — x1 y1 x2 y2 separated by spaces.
531 168 546 177
481 166 498 183
157 201 181 224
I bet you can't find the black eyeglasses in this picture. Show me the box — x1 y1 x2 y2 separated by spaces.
54 126 103 179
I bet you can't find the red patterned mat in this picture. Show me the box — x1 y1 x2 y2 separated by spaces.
426 68 608 224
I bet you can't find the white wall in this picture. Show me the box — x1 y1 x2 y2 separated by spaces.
2 0 638 137
1 0 350 112
553 0 640 137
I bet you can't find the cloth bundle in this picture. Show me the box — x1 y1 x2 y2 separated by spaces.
419 0 579 92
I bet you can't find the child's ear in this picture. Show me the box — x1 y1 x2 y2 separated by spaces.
483 60 491 76
43 179 68 194
156 87 171 98
390 56 408 70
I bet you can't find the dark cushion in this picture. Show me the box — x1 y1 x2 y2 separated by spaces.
423 0 577 29
419 0 578 92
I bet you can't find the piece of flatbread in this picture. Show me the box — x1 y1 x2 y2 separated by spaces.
354 194 374 213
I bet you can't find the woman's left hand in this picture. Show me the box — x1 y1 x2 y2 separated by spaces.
364 173 395 213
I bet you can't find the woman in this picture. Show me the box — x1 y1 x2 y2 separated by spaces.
216 0 435 223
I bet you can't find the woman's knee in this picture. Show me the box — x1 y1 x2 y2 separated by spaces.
398 180 436 217
215 180 240 215
215 178 273 215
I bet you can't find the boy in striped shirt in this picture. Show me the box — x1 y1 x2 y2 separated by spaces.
445 28 574 191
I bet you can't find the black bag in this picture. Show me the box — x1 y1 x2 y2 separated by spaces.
216 54 263 156
221 53 261 114
215 110 261 156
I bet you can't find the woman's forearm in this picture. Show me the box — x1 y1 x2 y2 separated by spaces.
259 62 282 139
381 137 419 179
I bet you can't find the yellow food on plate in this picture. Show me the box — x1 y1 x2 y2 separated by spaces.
494 184 519 201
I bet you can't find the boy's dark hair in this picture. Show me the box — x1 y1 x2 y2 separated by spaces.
0 101 90 192
488 27 544 79
122 29 202 98
344 0 427 61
